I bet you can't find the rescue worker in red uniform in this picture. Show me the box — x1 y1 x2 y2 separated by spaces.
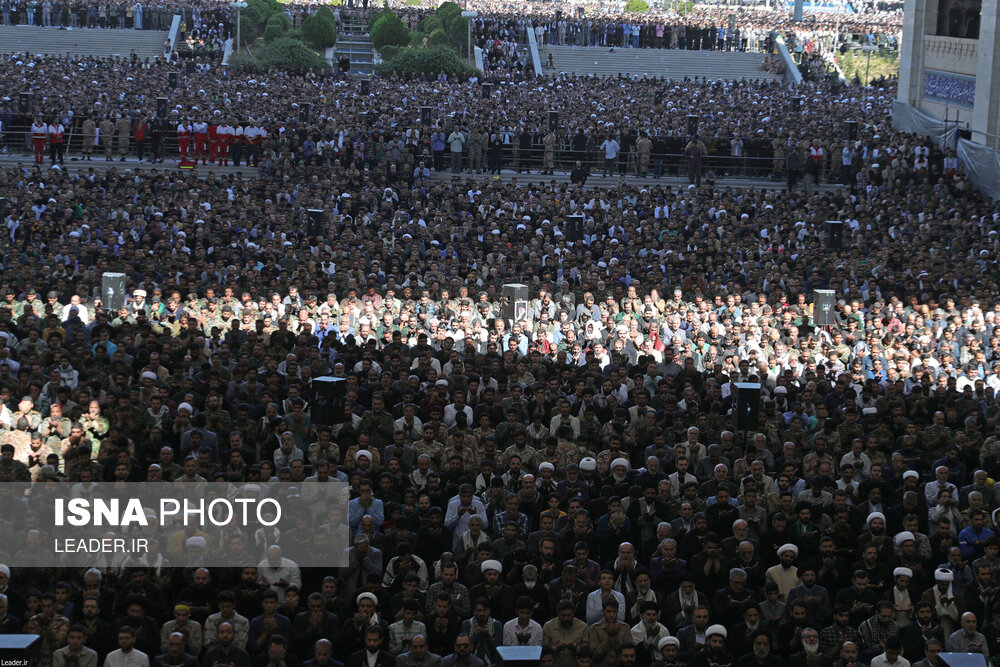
192 119 208 164
207 118 219 164
47 119 65 165
30 116 48 164
177 120 191 160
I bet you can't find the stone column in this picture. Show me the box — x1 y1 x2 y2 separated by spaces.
972 0 1000 148
897 0 938 106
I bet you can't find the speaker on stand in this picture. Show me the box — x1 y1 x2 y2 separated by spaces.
826 220 844 249
101 273 127 312
813 289 836 327
312 376 347 425
735 382 761 452
686 114 699 136
502 284 529 325
306 209 325 238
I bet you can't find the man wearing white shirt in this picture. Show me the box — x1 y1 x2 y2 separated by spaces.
501 597 543 647
444 484 488 535
257 546 301 601
104 626 150 667
232 122 245 166
586 571 627 625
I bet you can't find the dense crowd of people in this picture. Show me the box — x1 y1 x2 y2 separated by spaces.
0 4 999 667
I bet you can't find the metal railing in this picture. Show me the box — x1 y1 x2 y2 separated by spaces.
0 117 862 185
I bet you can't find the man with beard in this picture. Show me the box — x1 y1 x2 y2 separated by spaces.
543 600 588 667
777 602 810 659
630 602 671 665
792 628 833 667
819 606 860 660
689 625 734 667
736 632 784 667
921 568 962 638
899 602 944 663
859 603 899 661
765 545 800 602
728 602 771 659
469 560 514 623
787 567 831 629
460 599 501 667
832 642 865 667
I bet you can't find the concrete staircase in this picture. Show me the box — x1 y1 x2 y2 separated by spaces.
540 45 783 81
0 25 168 59
336 15 374 74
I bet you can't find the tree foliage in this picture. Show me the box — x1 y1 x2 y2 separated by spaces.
371 12 410 51
263 12 290 42
418 14 443 33
368 6 394 31
301 7 338 48
374 45 477 78
435 1 462 29
447 15 468 53
258 36 329 73
624 0 650 11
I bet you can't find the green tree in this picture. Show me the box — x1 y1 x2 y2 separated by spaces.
259 36 329 73
374 45 477 78
418 14 443 33
428 28 449 47
368 6 393 30
435 0 461 28
448 15 468 53
263 12 290 42
301 8 338 48
371 12 410 51
624 0 649 12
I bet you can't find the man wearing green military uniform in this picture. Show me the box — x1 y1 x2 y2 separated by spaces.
0 443 30 481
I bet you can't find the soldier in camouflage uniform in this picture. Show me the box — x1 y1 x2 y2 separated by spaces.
24 433 54 480
0 443 30 481
79 400 109 452
359 394 394 449
39 403 72 451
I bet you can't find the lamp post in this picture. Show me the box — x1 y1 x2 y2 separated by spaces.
461 10 477 65
231 1 248 56
861 44 877 86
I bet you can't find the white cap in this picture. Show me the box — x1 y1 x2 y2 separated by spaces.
659 637 680 649
185 536 207 549
706 624 728 639
355 450 372 462
538 462 555 473
894 531 915 546
903 470 919 480
356 592 378 606
481 559 502 573
777 544 798 557
580 457 597 472
177 402 193 414
867 512 885 526
893 567 913 578
611 457 629 471
935 568 955 582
